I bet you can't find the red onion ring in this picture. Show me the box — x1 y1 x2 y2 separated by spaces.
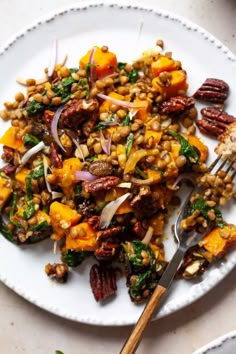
50 105 66 152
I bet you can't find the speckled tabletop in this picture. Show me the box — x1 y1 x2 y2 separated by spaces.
0 0 236 353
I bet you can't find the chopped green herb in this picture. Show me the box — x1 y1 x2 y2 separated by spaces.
70 67 79 73
135 166 147 179
92 120 116 131
86 155 98 162
23 133 40 147
61 250 91 267
118 62 126 70
147 165 159 171
85 63 98 78
128 69 139 84
96 201 108 213
126 132 134 157
168 130 200 164
26 163 44 197
28 221 49 231
74 183 82 196
25 100 44 116
55 351 64 354
17 195 35 220
189 197 225 228
52 76 76 104
130 270 152 299
121 115 131 126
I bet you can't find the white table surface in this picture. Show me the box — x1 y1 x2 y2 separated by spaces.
0 0 236 353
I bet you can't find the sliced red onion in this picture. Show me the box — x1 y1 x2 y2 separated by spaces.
97 93 148 109
48 39 58 77
51 191 64 200
142 226 154 245
72 138 85 161
21 141 45 166
51 105 66 152
88 47 97 88
131 177 154 185
75 170 97 181
16 77 48 86
100 130 112 155
117 182 132 188
61 54 68 67
99 192 131 229
172 173 196 189
43 154 52 193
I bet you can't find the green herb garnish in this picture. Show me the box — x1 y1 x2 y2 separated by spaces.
135 166 147 179
189 197 225 228
26 100 44 116
26 163 44 197
0 217 16 244
128 69 139 84
23 133 40 147
86 155 98 162
168 130 200 164
126 132 134 157
121 115 131 126
61 250 91 267
28 221 49 231
52 77 76 104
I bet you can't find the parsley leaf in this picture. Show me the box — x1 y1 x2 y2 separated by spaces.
168 130 200 164
26 100 44 116
23 133 40 147
189 197 225 228
126 132 134 157
121 115 131 126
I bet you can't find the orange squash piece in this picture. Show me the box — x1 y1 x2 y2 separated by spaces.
53 157 82 196
0 126 24 150
187 135 209 163
152 70 188 98
66 222 97 251
199 224 236 257
151 56 178 77
99 92 126 113
49 201 81 240
144 130 162 147
0 174 12 210
79 46 117 79
15 168 30 190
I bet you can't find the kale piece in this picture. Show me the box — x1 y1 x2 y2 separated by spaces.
168 130 200 164
61 249 91 267
189 197 225 228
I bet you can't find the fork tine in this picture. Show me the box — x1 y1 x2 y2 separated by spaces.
208 155 221 172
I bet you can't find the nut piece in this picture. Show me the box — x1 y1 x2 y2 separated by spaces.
89 160 113 177
45 263 68 283
83 176 121 193
196 107 235 137
161 96 194 115
193 78 229 103
89 264 117 301
96 226 123 241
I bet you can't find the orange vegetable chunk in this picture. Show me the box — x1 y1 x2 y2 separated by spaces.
79 46 117 79
66 222 97 251
0 126 24 150
49 201 81 240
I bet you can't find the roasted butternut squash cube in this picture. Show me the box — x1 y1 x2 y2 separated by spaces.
66 222 97 251
0 126 24 150
79 46 117 79
0 174 12 210
49 201 81 240
199 224 236 257
53 157 82 196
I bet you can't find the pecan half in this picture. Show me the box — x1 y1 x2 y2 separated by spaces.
89 264 117 301
83 176 121 193
95 242 121 261
0 163 16 175
96 226 123 241
130 187 159 217
161 96 194 115
61 99 99 129
193 78 229 103
196 107 235 137
133 221 147 238
88 215 101 230
1 146 14 163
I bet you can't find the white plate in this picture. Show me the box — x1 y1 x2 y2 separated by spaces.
193 330 236 354
0 0 236 326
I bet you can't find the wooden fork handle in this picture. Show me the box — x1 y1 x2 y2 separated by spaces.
120 284 167 354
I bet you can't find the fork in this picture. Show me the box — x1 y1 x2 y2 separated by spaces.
120 156 235 354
